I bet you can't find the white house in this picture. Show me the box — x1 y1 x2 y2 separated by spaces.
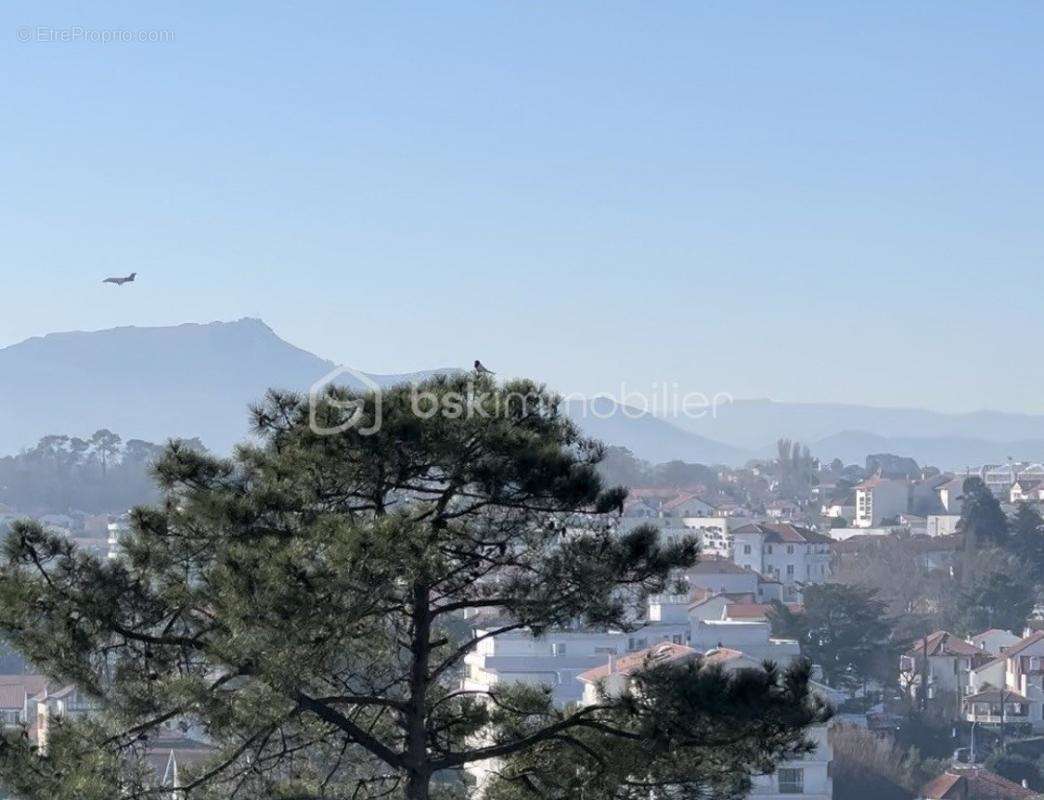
730 523 832 600
853 476 909 527
662 493 718 518
962 631 1044 732
684 555 761 596
935 477 965 514
1011 480 1044 504
461 613 691 709
690 619 802 663
970 629 1021 657
899 631 981 706
926 514 961 537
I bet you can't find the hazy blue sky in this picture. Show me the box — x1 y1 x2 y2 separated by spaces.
3 2 1043 412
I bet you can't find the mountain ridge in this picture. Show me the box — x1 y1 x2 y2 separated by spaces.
5 318 1044 468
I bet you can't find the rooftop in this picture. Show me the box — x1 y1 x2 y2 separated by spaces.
577 642 698 683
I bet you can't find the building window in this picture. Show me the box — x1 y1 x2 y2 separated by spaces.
778 768 804 794
743 544 751 554
786 545 794 554
765 545 773 554
786 564 795 577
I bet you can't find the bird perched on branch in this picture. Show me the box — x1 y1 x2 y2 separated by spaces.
474 360 494 374
102 272 137 286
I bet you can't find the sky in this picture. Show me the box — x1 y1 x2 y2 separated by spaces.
2 2 1044 413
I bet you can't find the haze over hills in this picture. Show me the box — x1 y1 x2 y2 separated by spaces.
0 318 454 453
4 318 1044 468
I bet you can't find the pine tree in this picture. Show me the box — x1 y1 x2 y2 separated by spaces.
0 375 829 800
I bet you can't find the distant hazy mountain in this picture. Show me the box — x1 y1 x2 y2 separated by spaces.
672 398 1044 455
562 398 748 466
808 430 1044 470
6 319 1044 469
0 318 453 453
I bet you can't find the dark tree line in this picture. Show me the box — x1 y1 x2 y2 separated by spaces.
0 431 205 515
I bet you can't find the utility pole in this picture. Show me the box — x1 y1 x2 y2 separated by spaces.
920 633 929 713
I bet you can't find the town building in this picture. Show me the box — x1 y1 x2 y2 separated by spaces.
853 476 909 527
730 522 832 600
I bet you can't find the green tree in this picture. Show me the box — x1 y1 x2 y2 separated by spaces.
770 584 893 692
89 428 122 478
955 572 1034 636
959 477 1008 548
0 376 828 800
1009 502 1044 582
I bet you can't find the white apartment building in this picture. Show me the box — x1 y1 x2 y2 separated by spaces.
853 476 909 527
577 630 837 800
461 616 690 708
107 517 131 560
730 523 832 600
683 515 737 557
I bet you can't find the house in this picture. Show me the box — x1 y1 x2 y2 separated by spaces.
724 601 802 623
461 614 691 708
919 767 1036 799
689 619 802 663
33 685 95 751
821 497 855 522
899 631 982 706
684 555 760 596
144 735 214 797
959 631 1044 732
578 636 836 800
577 641 700 706
765 499 799 519
928 514 962 537
1011 480 1044 504
854 476 909 527
970 629 1021 657
0 675 49 729
936 477 966 514
731 522 832 600
662 493 717 518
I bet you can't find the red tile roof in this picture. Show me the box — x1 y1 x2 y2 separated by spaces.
997 631 1044 659
577 643 698 683
731 521 833 545
726 602 802 620
0 675 49 709
905 631 980 658
922 768 1036 799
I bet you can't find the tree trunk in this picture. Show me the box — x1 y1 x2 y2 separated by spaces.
406 581 432 800
405 771 431 800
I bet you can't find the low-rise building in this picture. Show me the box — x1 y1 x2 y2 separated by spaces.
1011 479 1044 504
900 631 982 706
731 523 832 600
920 767 1036 799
